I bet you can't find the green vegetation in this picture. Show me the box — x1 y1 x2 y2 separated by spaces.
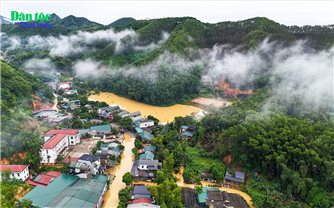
149 179 183 208
183 147 225 183
0 180 31 208
88 63 203 105
197 90 334 207
1 61 53 161
117 186 132 208
122 172 134 186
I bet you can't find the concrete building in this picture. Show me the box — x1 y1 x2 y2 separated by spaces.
40 129 80 164
0 165 29 181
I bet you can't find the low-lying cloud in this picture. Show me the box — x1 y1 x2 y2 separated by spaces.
1 29 170 57
202 40 333 113
74 51 203 81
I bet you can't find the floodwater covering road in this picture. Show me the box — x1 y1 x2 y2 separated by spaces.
103 133 135 208
89 92 202 123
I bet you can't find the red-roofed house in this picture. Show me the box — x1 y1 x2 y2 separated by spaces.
0 165 29 181
26 171 61 186
40 129 80 164
44 129 80 145
33 173 54 186
132 198 153 204
45 171 61 178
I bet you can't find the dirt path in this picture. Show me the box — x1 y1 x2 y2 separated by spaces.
52 93 58 110
102 133 135 208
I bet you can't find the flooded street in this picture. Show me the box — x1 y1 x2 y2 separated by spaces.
103 133 135 208
89 92 202 123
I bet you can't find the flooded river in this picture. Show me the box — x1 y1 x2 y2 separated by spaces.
89 92 202 123
103 133 135 208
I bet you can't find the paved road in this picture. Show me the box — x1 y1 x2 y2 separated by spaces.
102 133 135 208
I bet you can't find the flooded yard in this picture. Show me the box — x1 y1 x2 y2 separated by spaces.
103 133 135 208
89 92 202 123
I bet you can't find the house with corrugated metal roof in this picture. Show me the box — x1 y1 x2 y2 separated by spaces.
21 174 108 208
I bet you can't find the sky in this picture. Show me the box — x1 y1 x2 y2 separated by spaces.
1 1 334 26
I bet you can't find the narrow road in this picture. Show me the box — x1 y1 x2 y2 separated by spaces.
52 93 58 110
103 133 135 208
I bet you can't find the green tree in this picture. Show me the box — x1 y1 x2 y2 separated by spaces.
149 179 183 208
119 117 132 130
122 172 134 186
1 169 12 181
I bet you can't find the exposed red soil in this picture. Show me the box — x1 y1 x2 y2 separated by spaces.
216 78 255 95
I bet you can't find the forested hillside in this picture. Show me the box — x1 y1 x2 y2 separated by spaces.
199 90 334 207
1 61 53 164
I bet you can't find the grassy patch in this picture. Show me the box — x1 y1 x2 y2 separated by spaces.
183 146 225 183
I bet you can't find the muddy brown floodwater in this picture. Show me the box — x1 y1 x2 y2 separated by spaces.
89 92 202 123
103 133 135 208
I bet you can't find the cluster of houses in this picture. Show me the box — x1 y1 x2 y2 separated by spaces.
0 73 252 208
57 81 78 95
130 115 161 181
33 108 73 126
127 185 160 208
182 186 249 208
95 141 123 168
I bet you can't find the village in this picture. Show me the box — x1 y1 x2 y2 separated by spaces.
0 78 252 208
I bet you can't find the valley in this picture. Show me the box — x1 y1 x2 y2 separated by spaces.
1 6 334 208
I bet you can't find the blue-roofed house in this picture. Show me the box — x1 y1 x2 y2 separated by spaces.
198 186 220 207
144 144 156 153
139 151 154 160
135 127 144 134
79 124 112 139
179 125 196 140
90 124 112 134
181 131 194 139
138 131 154 141
224 170 245 184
